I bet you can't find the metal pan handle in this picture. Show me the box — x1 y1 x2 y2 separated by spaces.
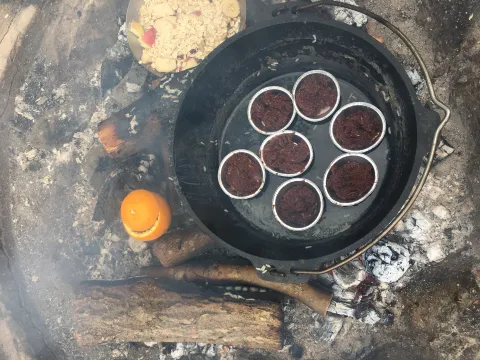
280 0 452 276
245 0 271 27
245 0 314 27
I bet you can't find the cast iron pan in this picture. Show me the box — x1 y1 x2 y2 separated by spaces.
170 1 449 283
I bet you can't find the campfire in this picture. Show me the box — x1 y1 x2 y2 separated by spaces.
69 0 463 358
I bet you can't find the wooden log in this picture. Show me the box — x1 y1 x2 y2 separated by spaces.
73 279 282 350
141 263 332 316
152 229 217 268
97 111 162 158
96 94 164 159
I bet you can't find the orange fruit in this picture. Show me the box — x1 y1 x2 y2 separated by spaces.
121 189 171 241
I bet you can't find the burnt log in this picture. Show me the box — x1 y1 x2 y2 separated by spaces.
97 111 161 158
141 263 333 316
96 94 164 158
73 279 282 350
152 229 217 268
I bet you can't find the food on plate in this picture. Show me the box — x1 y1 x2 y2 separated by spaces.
181 57 199 71
130 0 242 73
151 2 175 18
129 21 145 38
152 57 177 72
139 27 157 48
221 0 240 18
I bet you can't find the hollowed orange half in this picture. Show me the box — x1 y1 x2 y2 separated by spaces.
121 189 171 241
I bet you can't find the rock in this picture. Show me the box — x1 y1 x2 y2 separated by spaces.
128 237 148 253
432 205 450 219
364 241 410 284
332 259 367 289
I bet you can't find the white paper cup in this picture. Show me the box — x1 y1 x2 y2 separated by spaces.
330 102 386 153
259 130 314 178
248 86 296 135
218 150 266 200
323 153 379 207
292 70 341 122
272 178 325 231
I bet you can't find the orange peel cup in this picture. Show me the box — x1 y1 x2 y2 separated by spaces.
121 189 171 241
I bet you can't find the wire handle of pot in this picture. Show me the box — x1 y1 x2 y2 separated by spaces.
288 0 452 275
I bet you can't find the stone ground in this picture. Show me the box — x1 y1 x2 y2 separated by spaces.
0 0 479 359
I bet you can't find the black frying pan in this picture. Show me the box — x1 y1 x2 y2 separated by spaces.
170 1 449 283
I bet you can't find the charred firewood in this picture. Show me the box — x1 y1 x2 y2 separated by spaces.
73 278 282 350
141 263 332 316
151 228 217 268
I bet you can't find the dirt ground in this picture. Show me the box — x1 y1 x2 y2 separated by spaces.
0 0 479 359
